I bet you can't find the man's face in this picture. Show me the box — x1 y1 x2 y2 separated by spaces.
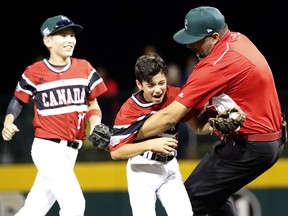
187 33 219 60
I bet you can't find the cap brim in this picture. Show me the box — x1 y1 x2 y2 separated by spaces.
50 24 83 36
173 28 205 45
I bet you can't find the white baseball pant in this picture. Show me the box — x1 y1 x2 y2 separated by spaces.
15 137 85 216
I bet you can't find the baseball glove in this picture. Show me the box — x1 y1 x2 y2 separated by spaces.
88 123 113 151
208 106 246 135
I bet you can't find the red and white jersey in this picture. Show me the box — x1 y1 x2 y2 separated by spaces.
14 58 107 141
109 85 180 151
178 31 282 135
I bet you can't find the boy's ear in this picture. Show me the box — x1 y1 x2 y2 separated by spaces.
135 80 142 90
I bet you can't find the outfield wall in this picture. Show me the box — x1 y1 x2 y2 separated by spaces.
1 159 288 216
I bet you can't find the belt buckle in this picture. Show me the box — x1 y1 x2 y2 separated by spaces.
155 154 168 163
68 140 80 149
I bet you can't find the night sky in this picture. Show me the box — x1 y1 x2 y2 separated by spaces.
3 1 286 96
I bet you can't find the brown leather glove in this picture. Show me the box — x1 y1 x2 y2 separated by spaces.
208 106 246 135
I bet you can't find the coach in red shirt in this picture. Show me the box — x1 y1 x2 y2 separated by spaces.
137 6 285 216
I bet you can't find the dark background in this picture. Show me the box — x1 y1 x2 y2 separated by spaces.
2 1 286 95
1 1 288 163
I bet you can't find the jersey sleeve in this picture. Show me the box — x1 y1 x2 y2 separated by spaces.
85 61 107 100
109 100 152 151
14 66 35 104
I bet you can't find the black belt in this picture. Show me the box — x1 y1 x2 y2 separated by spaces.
227 130 282 142
42 138 80 150
140 152 174 163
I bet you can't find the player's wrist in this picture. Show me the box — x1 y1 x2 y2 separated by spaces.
86 109 102 120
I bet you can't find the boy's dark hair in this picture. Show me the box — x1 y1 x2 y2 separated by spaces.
135 53 168 83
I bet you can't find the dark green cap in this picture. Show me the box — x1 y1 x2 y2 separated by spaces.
40 15 83 37
173 6 226 44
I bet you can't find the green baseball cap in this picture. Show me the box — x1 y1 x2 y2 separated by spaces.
173 6 226 44
40 15 83 37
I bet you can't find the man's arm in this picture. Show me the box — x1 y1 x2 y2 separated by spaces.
136 100 213 140
185 115 213 135
136 100 189 139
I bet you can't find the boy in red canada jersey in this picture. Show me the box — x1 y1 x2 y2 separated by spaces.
2 15 107 216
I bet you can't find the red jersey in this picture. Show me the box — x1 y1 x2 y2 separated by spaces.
177 31 282 135
14 58 107 141
109 85 180 151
